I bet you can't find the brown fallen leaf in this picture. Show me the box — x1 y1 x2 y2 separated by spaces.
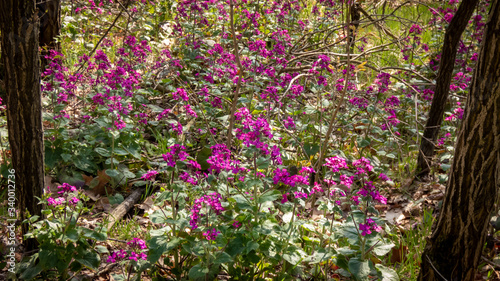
95 197 112 212
44 175 61 196
83 170 112 196
390 243 408 263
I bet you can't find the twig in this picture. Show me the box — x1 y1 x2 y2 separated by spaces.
73 0 131 75
315 2 353 180
226 0 244 148
426 255 449 281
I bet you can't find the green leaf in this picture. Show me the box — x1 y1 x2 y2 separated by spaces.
309 248 333 264
150 209 168 224
19 262 43 280
196 147 212 170
189 264 210 280
357 137 371 148
371 242 395 257
231 194 253 210
441 163 451 171
105 169 120 177
283 246 305 265
258 190 281 204
245 241 260 255
61 153 72 162
282 212 293 223
342 223 361 245
214 252 233 264
348 257 370 281
336 254 349 270
124 143 142 159
65 228 79 242
75 249 100 270
81 227 107 241
148 236 180 264
304 143 320 157
226 236 246 257
109 193 125 205
95 147 111 157
113 148 129 156
95 245 109 254
375 264 400 281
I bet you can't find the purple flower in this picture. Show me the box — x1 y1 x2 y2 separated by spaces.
127 238 147 250
294 191 308 199
281 193 289 204
203 228 221 240
69 197 79 205
284 116 295 129
408 24 422 35
352 157 373 175
233 220 242 228
190 193 225 230
172 88 189 101
324 156 348 172
47 197 65 206
444 12 454 23
359 217 383 236
162 144 188 167
379 173 390 182
142 170 159 181
57 183 77 194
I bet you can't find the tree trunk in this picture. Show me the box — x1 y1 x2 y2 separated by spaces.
416 0 479 178
37 0 61 69
418 0 500 280
0 0 45 252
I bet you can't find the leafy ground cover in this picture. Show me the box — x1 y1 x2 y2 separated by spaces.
1 0 499 280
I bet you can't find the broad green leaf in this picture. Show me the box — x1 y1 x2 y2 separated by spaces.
75 249 100 270
105 169 120 177
95 147 111 157
109 193 125 205
189 264 210 280
65 228 79 242
348 257 370 281
81 227 107 241
258 190 281 204
231 194 253 210
113 148 129 156
371 241 395 257
375 264 400 281
214 252 233 264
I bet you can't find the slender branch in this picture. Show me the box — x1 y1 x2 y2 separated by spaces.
315 3 353 181
226 0 244 148
73 0 131 75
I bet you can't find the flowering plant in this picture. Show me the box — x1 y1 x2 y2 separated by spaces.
19 184 107 280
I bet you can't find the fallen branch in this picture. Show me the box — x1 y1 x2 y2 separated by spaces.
106 188 144 232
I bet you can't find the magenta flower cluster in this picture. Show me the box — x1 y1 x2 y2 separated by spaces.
207 144 246 175
162 144 189 167
359 217 382 236
141 170 159 181
190 193 225 230
272 168 308 187
107 238 148 263
47 183 79 207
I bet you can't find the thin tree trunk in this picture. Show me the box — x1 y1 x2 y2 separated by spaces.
418 0 500 279
416 0 479 178
38 0 61 69
0 0 45 252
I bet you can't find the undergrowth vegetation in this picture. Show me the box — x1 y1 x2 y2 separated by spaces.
0 0 493 280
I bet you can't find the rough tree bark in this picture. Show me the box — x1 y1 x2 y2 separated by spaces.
418 0 500 280
37 0 61 69
0 0 45 252
416 0 479 178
